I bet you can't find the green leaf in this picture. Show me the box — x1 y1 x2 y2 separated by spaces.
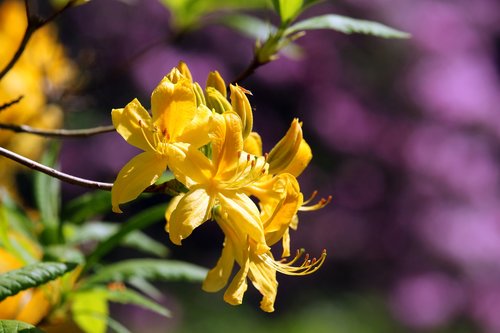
271 0 304 24
71 290 108 333
160 0 268 29
286 14 411 39
0 262 78 301
0 320 46 333
44 245 85 264
220 14 275 41
34 143 61 245
82 205 166 273
69 222 168 258
100 287 171 318
84 259 207 285
62 191 111 225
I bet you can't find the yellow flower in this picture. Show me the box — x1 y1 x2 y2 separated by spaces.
202 203 326 312
166 112 269 254
0 0 75 200
111 66 212 213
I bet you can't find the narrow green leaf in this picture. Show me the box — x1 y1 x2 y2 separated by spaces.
44 245 85 264
286 14 411 38
83 205 166 273
84 259 207 285
62 191 111 225
34 143 61 245
0 262 77 301
69 222 169 258
128 277 163 300
0 320 46 333
101 287 171 318
105 317 131 333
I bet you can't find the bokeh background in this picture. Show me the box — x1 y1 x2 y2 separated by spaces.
22 0 500 331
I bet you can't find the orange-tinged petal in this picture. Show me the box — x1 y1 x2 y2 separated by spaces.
168 187 213 245
218 192 269 255
203 240 235 292
212 112 244 175
111 151 167 213
112 99 155 152
151 75 197 140
243 132 262 156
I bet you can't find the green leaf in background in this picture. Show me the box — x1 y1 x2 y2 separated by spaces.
44 245 85 264
220 14 275 42
0 320 46 333
82 204 166 273
84 259 207 285
0 206 38 265
0 193 35 237
98 287 171 318
34 142 61 245
286 14 410 38
71 290 108 333
160 0 268 30
68 222 169 258
0 262 77 301
62 191 111 225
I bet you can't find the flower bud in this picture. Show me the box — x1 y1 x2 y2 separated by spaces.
230 84 253 139
205 87 232 114
267 119 302 174
206 71 226 98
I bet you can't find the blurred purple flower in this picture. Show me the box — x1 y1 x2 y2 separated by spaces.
389 272 464 329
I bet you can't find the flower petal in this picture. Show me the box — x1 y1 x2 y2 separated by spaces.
218 191 269 255
168 187 213 245
243 132 262 156
281 139 312 177
112 151 167 213
223 247 250 306
248 253 278 313
151 75 197 141
202 239 235 292
175 104 213 149
211 112 243 175
112 99 155 152
166 143 213 187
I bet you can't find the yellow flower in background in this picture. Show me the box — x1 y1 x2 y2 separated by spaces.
111 65 212 213
0 0 75 200
0 238 53 325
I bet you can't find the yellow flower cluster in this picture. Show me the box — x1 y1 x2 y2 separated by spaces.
0 0 75 199
111 62 329 312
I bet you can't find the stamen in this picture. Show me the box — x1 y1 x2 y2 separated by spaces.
300 195 332 211
260 248 326 276
303 190 318 205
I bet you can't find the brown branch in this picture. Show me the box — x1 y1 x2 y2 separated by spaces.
0 146 183 195
231 56 268 85
0 96 24 113
0 0 76 81
0 123 116 138
0 146 113 190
